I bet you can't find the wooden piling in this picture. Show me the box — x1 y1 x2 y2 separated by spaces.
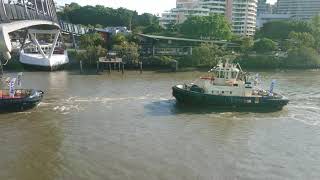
108 63 111 73
172 60 178 72
121 63 124 74
80 60 83 74
118 62 120 72
96 61 100 73
0 60 3 79
139 61 143 74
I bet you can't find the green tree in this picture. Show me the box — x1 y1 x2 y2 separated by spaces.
191 43 225 66
180 14 232 40
142 23 164 34
76 45 106 64
311 15 320 49
58 4 158 28
258 20 312 40
77 33 107 65
79 33 104 48
285 47 320 68
113 42 140 64
286 32 315 49
111 34 127 45
253 38 277 53
240 37 254 53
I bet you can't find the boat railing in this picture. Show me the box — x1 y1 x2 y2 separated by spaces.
0 89 30 99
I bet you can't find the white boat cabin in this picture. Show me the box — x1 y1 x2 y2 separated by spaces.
201 62 254 97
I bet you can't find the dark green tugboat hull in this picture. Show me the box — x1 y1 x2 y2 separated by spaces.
0 90 44 113
172 86 289 111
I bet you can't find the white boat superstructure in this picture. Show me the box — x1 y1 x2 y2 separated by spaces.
198 61 270 97
19 29 69 71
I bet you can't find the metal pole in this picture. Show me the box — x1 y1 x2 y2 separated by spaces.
80 60 83 74
122 63 124 74
34 0 38 14
96 61 99 73
139 61 143 74
1 0 7 18
0 59 3 78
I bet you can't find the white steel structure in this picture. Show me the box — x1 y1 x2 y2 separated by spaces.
19 29 69 71
276 0 320 20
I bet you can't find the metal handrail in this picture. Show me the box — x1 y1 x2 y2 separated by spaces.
0 89 30 99
0 0 57 23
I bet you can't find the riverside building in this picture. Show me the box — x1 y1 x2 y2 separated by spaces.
276 0 320 20
159 0 258 36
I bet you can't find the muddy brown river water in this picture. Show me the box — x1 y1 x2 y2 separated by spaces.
0 70 320 180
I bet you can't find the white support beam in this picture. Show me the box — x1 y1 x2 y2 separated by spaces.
28 29 60 34
0 20 60 60
29 32 47 59
48 30 60 59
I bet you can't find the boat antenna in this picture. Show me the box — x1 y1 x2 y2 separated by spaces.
236 63 243 72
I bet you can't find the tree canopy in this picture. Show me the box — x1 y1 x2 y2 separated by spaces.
179 14 232 40
58 3 159 29
191 43 226 66
257 20 312 40
253 38 277 53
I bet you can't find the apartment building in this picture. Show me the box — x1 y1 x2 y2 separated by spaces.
160 0 210 27
159 0 258 36
276 0 320 20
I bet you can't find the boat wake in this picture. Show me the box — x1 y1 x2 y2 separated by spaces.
288 104 320 126
38 95 169 115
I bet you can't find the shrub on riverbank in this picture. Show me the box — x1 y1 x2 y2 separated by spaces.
236 54 282 69
285 47 320 68
142 56 176 67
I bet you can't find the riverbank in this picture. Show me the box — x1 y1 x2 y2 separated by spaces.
3 50 320 73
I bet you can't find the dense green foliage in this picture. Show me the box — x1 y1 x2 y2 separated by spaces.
58 3 159 29
191 43 225 66
285 47 320 68
179 14 232 40
240 37 254 53
253 38 277 53
285 32 315 49
256 20 312 40
76 33 107 64
79 33 105 48
142 56 176 67
112 39 140 64
236 54 282 69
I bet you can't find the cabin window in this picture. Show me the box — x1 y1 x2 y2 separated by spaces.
220 72 225 78
232 72 237 79
225 72 229 79
233 84 238 87
222 91 224 94
230 92 232 95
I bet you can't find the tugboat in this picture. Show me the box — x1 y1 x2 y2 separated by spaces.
0 89 44 112
172 62 289 111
